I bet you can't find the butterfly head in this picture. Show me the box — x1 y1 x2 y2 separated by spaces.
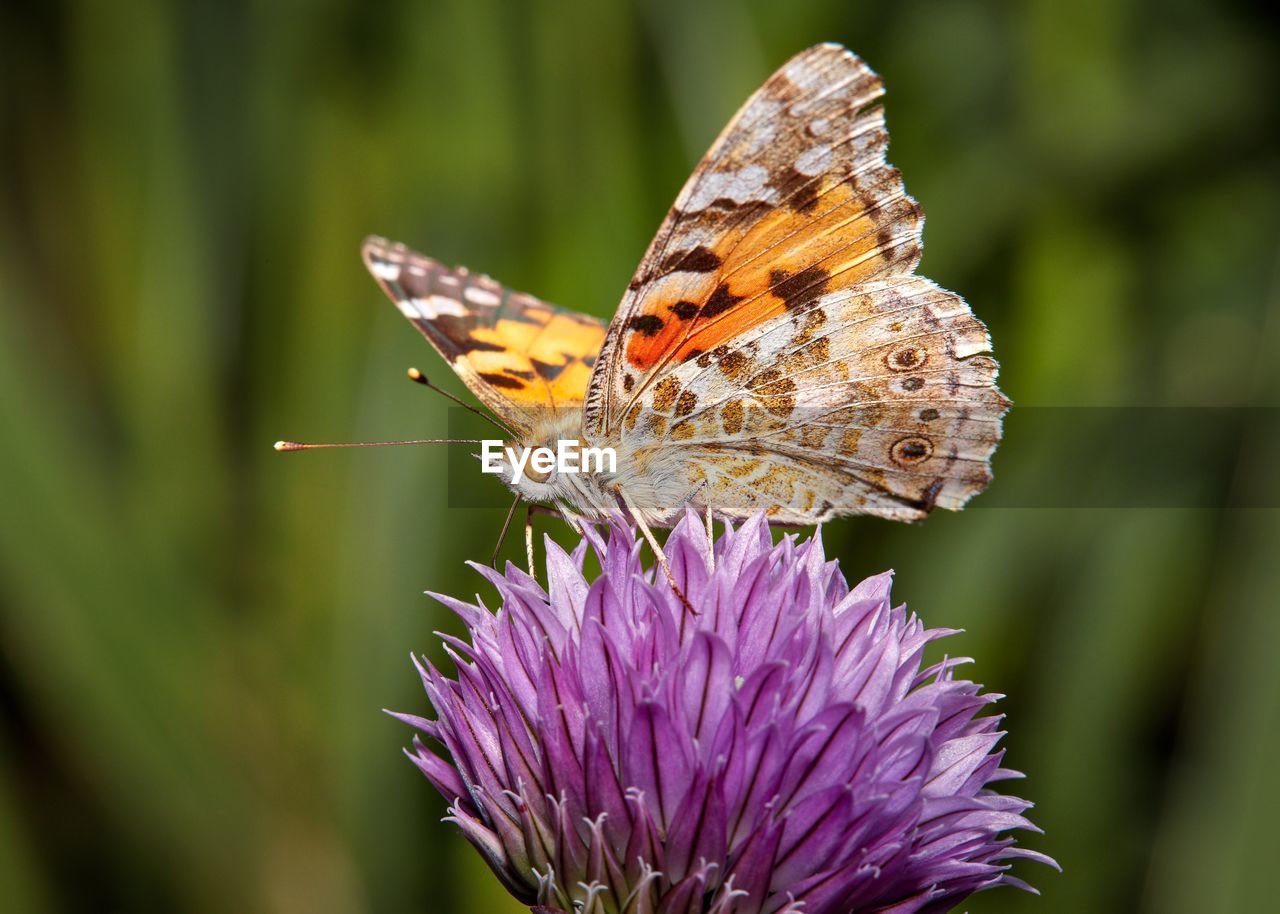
478 413 619 517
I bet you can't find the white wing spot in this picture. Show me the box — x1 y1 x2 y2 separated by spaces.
741 101 780 154
371 261 400 281
464 287 502 307
413 296 468 319
683 165 776 212
795 144 832 176
783 57 823 90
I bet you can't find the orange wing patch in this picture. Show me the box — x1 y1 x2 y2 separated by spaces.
621 178 918 371
586 44 921 436
363 237 605 431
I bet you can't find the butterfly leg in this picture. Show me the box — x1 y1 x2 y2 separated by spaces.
679 481 714 572
664 479 715 572
490 494 523 567
705 502 715 572
524 503 538 578
617 489 696 614
522 503 581 580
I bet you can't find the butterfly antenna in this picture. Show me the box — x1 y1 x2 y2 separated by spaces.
406 367 514 436
273 438 481 451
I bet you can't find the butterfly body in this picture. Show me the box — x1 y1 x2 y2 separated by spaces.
364 44 1008 527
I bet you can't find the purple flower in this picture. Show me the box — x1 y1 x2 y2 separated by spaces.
395 513 1055 913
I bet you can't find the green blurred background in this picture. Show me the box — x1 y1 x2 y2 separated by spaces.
2 1 1278 911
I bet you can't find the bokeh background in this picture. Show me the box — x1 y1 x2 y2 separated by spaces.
2 1 1278 912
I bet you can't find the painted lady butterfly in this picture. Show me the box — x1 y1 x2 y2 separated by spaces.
362 44 1008 530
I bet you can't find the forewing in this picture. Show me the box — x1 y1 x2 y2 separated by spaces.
584 43 922 437
363 236 606 431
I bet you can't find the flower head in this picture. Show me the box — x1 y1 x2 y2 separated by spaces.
396 513 1054 913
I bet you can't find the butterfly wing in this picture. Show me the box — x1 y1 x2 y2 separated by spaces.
622 276 1006 522
586 43 1007 521
363 236 606 432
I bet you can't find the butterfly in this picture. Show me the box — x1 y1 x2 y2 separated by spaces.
361 43 1008 536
